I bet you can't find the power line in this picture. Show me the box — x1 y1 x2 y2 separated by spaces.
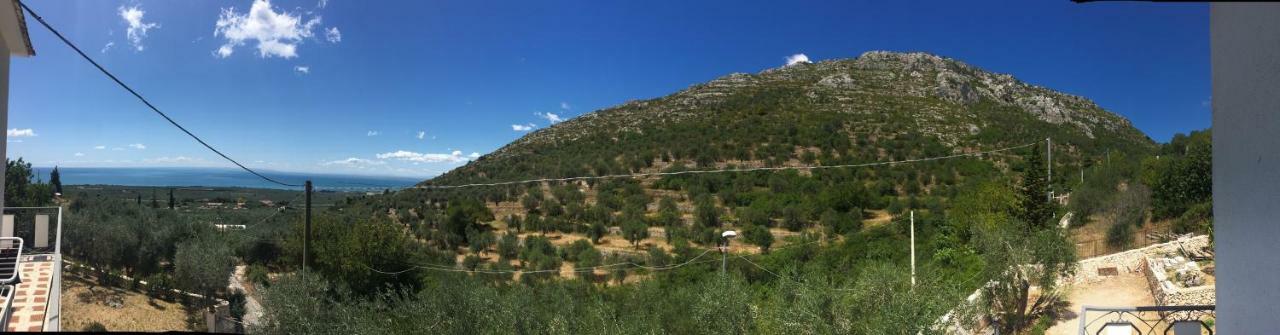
365 248 717 276
734 254 857 292
18 2 304 188
417 142 1036 190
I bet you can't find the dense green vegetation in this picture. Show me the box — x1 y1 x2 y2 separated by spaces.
1066 129 1213 249
244 54 1171 334
13 53 1211 334
244 145 1084 334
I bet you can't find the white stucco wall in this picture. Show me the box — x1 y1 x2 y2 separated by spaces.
1211 3 1280 333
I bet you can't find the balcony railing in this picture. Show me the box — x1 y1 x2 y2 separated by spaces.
1077 305 1215 335
0 206 64 332
2 207 63 256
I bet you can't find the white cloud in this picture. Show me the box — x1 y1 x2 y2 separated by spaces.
294 65 310 74
7 128 36 137
101 42 115 54
366 130 380 136
322 157 385 166
325 27 341 43
560 102 571 110
785 53 811 66
128 143 147 150
535 112 563 124
214 0 322 58
317 0 329 8
94 145 106 150
376 150 476 163
146 156 202 163
469 152 480 159
416 131 426 140
74 152 85 157
119 6 160 52
511 123 535 131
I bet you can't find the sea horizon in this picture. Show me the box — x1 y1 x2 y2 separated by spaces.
31 166 424 191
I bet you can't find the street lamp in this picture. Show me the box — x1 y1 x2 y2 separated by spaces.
720 230 737 275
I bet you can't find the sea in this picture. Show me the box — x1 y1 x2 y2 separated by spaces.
31 167 423 191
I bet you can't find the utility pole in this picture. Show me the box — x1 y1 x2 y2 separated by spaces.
304 180 312 273
720 230 737 277
1047 138 1053 202
721 246 727 276
906 212 916 287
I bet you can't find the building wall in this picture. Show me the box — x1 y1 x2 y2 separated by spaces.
0 39 9 210
1211 4 1280 333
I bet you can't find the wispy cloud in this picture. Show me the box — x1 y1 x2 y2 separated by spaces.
7 128 36 137
560 102 571 110
535 112 563 124
119 6 160 51
214 0 323 58
146 156 202 163
294 65 310 74
512 123 535 131
325 27 341 43
416 131 426 140
74 152 85 157
101 42 115 54
322 157 385 166
94 145 107 150
128 143 147 150
317 0 329 9
376 150 477 163
785 53 811 66
366 130 380 136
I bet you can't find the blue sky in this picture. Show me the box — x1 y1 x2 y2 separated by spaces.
6 0 1208 178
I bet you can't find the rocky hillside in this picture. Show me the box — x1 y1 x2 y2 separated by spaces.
428 51 1153 189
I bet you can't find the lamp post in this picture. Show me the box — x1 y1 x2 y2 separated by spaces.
720 230 737 275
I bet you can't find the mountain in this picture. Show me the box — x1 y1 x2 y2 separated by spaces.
427 51 1154 189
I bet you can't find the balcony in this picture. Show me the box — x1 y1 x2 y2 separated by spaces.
1076 305 1215 335
0 206 64 332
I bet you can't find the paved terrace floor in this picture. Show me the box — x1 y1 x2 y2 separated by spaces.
6 256 57 332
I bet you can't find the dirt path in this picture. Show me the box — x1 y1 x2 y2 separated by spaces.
1046 273 1155 335
228 265 264 327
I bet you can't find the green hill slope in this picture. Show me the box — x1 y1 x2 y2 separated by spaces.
425 51 1152 199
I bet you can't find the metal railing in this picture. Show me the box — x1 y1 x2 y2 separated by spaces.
0 237 23 284
1078 305 1215 335
0 285 14 331
1 207 63 256
0 206 64 332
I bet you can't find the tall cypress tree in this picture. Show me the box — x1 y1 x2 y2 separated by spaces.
1018 144 1053 230
168 188 176 210
49 166 63 195
151 190 159 209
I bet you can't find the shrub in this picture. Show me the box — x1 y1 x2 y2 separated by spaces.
1106 222 1134 249
83 322 107 332
247 264 270 288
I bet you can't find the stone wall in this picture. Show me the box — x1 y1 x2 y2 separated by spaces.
1067 235 1210 285
1143 255 1217 307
